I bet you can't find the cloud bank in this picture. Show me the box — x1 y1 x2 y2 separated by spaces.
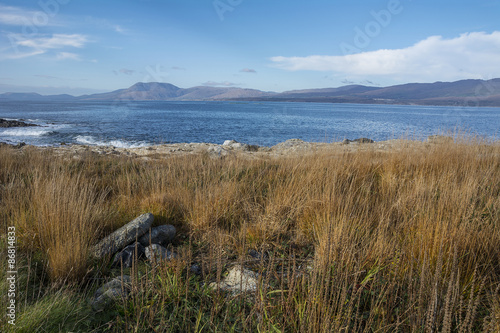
271 31 500 82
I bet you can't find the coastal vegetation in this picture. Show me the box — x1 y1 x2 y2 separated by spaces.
1 137 499 332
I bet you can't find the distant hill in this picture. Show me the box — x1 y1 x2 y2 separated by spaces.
0 92 76 101
234 79 500 106
79 82 272 101
1 79 500 106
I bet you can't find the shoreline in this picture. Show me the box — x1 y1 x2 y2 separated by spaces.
2 135 494 160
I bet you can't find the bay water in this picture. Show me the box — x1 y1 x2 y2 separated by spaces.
0 101 498 147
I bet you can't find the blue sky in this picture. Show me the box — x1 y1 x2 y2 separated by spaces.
1 0 499 95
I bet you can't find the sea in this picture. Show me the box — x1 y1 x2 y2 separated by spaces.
0 101 499 147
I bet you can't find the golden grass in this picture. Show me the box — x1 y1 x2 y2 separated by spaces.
1 138 499 331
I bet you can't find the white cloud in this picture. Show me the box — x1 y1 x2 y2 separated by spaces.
271 31 500 82
17 34 88 49
1 33 88 60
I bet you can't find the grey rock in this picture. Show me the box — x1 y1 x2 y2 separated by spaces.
207 145 230 158
231 142 249 150
138 225 176 247
0 118 38 128
91 276 131 312
342 139 351 144
223 140 237 146
145 244 177 261
190 264 202 275
209 265 259 294
91 289 126 312
93 213 154 259
111 242 145 268
94 276 132 299
222 140 259 152
352 138 375 143
248 249 268 260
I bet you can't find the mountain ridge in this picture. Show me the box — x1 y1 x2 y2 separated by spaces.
1 79 500 106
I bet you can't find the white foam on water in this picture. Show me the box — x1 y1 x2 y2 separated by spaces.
1 128 53 136
75 135 149 148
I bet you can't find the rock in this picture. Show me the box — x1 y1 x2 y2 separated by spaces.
342 139 351 144
207 146 230 158
248 249 268 260
111 242 145 268
138 225 176 247
272 139 309 152
91 276 131 312
0 118 38 128
353 138 374 143
93 213 154 259
223 140 237 146
189 264 202 275
14 142 26 149
145 244 177 261
209 265 259 294
427 135 453 144
232 142 248 150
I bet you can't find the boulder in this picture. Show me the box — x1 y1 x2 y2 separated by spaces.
209 265 259 294
0 118 38 128
111 242 145 268
223 140 237 146
145 244 177 261
342 139 351 144
91 276 131 312
248 249 268 261
189 264 202 276
207 146 230 158
93 213 154 259
353 138 375 143
138 225 176 247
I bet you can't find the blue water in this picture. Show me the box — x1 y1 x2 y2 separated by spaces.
0 101 498 147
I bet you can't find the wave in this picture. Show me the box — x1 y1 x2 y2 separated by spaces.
75 135 149 148
1 128 54 136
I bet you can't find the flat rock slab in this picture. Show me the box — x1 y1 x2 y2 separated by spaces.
138 224 176 247
209 265 259 294
93 213 154 259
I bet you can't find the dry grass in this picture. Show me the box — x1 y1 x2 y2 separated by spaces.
0 138 499 332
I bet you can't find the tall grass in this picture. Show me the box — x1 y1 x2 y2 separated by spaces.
1 138 499 331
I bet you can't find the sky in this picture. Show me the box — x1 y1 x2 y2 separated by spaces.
0 0 500 95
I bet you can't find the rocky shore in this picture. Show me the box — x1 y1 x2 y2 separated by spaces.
0 118 38 128
0 135 474 160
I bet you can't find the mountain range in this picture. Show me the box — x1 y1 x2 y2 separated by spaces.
1 79 500 106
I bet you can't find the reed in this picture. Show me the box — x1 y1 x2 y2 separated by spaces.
0 137 498 332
